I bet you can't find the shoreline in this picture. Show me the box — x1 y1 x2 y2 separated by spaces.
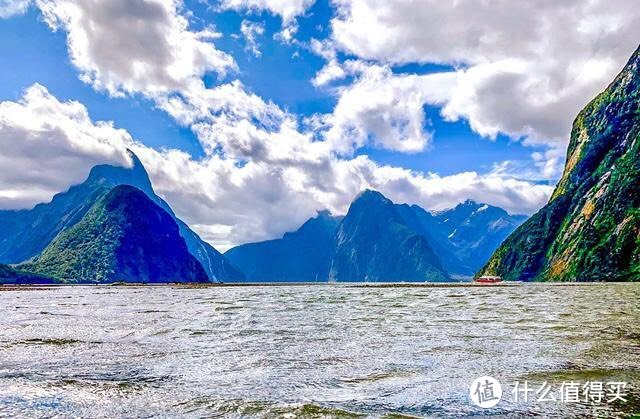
0 281 630 291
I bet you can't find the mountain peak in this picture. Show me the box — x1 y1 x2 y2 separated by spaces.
86 150 153 194
0 152 244 282
23 184 208 283
331 190 449 282
458 199 481 209
315 209 334 219
353 189 392 205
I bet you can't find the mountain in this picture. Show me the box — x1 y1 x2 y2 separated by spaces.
0 151 244 282
479 45 640 281
433 201 527 274
329 190 450 282
0 264 55 284
225 211 343 282
21 185 208 283
225 191 524 282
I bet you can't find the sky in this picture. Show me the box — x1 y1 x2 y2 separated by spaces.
0 0 638 251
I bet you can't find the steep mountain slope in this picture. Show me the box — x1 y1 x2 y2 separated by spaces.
329 190 449 282
22 185 208 283
0 264 55 284
479 45 640 281
225 211 343 281
225 192 524 281
393 200 526 275
434 201 528 273
0 151 243 282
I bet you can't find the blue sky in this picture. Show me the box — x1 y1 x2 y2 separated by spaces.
0 0 637 248
0 1 547 177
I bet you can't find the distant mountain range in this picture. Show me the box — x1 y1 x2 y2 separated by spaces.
2 47 637 284
329 190 449 282
0 151 244 283
227 190 527 282
0 148 525 283
479 44 640 281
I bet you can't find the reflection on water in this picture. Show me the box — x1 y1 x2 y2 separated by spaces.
0 283 639 417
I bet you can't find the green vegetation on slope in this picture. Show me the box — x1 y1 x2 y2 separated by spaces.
22 185 208 283
479 45 640 281
0 264 55 284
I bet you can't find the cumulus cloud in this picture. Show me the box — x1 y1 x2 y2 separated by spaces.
36 0 235 97
315 60 456 154
310 38 346 86
218 0 314 43
0 0 31 17
240 19 265 57
8 1 602 247
218 0 314 24
328 0 640 175
29 0 322 166
136 147 552 250
0 84 133 209
0 85 551 249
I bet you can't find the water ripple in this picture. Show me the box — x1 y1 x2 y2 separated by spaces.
0 283 638 417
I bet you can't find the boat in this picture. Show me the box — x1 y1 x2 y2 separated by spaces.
474 275 502 284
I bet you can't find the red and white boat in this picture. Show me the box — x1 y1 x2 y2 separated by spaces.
474 275 502 284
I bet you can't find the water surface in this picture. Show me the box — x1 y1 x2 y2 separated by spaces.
1 283 639 417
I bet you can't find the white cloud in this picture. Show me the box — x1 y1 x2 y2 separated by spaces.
7 1 595 247
0 85 551 248
272 18 299 44
131 140 552 250
36 0 235 97
240 19 265 57
218 0 313 44
218 0 314 23
310 39 346 86
0 0 31 17
311 59 345 86
29 0 321 167
329 0 640 174
0 84 133 209
315 60 456 154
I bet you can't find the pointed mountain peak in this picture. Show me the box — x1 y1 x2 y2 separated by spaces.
440 199 482 216
315 209 334 219
353 189 391 204
126 148 146 170
85 150 153 193
347 190 397 220
292 210 342 238
453 199 504 215
459 199 483 208
23 183 208 283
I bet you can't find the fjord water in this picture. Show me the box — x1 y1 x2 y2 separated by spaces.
1 284 639 418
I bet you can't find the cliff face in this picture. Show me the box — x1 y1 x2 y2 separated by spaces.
0 151 244 282
329 190 449 282
479 45 640 281
24 185 208 283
